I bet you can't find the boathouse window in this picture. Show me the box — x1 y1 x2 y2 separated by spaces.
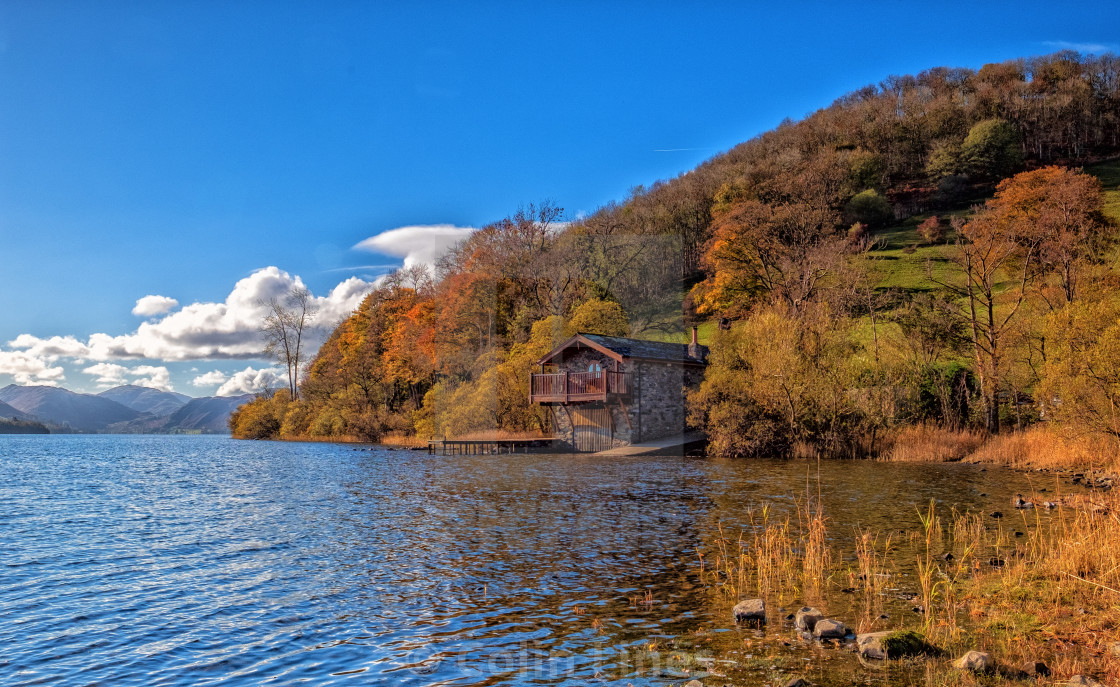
588 363 601 374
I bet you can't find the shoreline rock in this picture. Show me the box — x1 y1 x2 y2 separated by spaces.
794 606 823 632
812 618 849 640
953 650 995 673
733 598 765 623
856 630 934 660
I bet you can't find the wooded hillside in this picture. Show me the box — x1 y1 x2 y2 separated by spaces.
231 51 1120 455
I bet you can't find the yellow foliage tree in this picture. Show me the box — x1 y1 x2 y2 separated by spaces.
229 390 291 439
688 305 864 455
1039 297 1120 439
564 299 629 337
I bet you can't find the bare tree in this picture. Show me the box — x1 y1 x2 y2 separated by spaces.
261 287 318 401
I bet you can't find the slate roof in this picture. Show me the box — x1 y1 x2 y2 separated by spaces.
537 333 708 366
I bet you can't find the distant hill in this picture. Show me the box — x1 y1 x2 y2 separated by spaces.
0 384 254 434
0 399 33 422
97 385 190 416
165 395 252 433
0 385 141 432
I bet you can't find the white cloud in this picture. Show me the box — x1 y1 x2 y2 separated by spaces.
132 365 172 391
1042 40 1119 54
318 276 376 325
216 366 285 397
0 350 65 384
132 295 179 317
82 362 130 386
9 334 90 359
81 362 173 390
192 370 229 387
7 267 372 363
354 224 476 269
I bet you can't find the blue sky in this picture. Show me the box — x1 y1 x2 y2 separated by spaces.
1 1 1117 395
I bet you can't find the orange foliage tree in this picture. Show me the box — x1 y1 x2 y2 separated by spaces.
944 166 1108 433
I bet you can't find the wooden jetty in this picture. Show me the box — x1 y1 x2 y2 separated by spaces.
427 438 555 455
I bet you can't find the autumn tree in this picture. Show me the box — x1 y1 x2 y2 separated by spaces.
1039 297 1120 438
692 197 845 317
938 166 1106 432
229 389 290 439
687 304 864 456
890 293 970 427
1004 166 1108 305
917 216 944 244
564 298 629 337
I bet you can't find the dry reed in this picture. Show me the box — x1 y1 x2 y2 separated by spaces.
698 497 832 610
378 433 428 447
915 489 1120 684
965 425 1119 471
882 424 985 462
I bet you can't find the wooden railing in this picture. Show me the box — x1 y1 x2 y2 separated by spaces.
531 373 567 399
530 370 633 403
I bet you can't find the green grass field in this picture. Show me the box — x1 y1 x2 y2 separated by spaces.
632 158 1120 344
1084 158 1120 224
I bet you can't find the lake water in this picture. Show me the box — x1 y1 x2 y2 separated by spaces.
0 435 1053 686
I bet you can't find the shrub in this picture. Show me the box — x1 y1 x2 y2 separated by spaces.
933 174 971 207
846 189 893 227
847 222 868 246
917 216 944 244
229 391 290 439
961 118 1023 181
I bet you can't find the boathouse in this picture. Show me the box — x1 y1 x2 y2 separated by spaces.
529 329 708 452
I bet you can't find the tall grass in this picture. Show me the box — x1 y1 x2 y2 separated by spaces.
800 497 831 602
911 490 1120 683
698 498 832 609
966 426 1119 471
850 529 893 630
883 424 1120 473
882 424 984 462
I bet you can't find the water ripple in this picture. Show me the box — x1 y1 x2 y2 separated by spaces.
0 435 1042 686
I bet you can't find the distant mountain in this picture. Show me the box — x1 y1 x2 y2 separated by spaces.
0 384 253 434
0 399 33 422
164 395 252 433
0 385 143 432
97 385 191 416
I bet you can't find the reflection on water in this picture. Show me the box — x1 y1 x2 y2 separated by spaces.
0 435 1050 685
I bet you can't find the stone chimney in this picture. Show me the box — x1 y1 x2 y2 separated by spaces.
688 326 701 361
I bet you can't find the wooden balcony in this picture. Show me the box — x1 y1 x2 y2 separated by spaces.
530 370 633 404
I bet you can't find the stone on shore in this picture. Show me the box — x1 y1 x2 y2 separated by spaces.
857 631 892 660
1020 660 1050 677
684 681 704 687
856 630 931 660
812 618 849 640
783 678 811 687
953 650 994 672
732 598 766 623
794 606 823 632
1067 677 1105 687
